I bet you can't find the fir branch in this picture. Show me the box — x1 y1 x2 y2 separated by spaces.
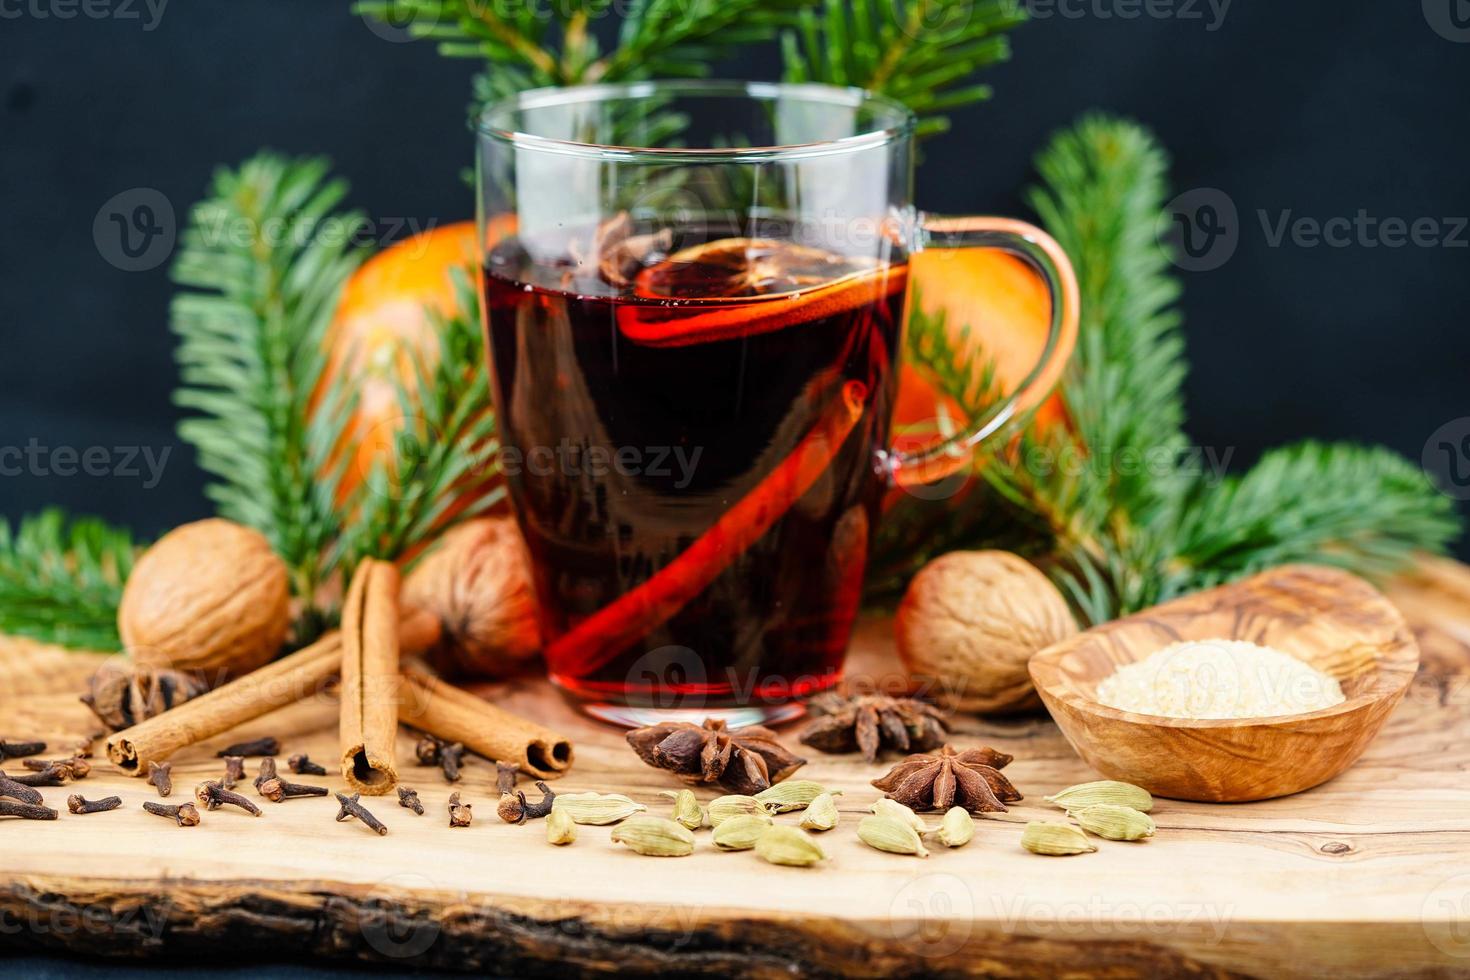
873 115 1461 621
356 0 813 114
1164 443 1460 597
0 510 139 650
1019 117 1457 620
782 0 1026 136
170 154 367 628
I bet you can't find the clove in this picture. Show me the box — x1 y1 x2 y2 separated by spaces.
67 795 122 815
142 801 200 826
253 757 278 792
221 756 246 790
25 757 90 779
216 737 279 758
448 791 473 828
3 765 67 787
0 773 45 805
195 780 262 816
397 786 424 815
495 761 518 795
496 762 523 823
0 740 46 760
498 781 555 825
146 760 173 798
0 799 59 821
440 742 465 783
258 777 329 803
414 734 444 766
497 791 526 824
522 782 557 819
335 792 388 836
288 754 327 776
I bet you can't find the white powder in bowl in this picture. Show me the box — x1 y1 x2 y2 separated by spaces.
1095 638 1347 720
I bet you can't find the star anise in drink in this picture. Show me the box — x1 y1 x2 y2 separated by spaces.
798 691 950 762
626 718 805 796
871 744 1022 813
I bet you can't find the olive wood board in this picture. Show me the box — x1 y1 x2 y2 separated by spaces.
4 558 1470 978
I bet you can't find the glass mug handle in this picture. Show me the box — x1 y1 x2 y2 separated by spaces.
883 214 1081 489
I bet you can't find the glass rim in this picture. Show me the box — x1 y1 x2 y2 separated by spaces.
477 79 917 162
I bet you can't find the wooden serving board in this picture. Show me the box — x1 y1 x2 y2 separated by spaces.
4 559 1470 978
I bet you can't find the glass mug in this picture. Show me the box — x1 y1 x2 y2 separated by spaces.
477 81 1078 725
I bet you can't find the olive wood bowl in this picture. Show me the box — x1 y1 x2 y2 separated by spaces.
1028 564 1419 802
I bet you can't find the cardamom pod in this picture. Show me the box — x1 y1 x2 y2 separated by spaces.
754 825 826 867
661 789 704 830
712 813 773 851
936 807 974 848
754 780 837 813
552 792 647 825
871 797 930 833
798 792 840 832
1021 821 1097 855
610 816 695 856
1071 803 1155 841
1044 780 1154 813
546 806 577 845
705 794 767 827
858 815 929 857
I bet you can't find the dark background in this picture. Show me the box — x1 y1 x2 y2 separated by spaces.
2 1 1468 554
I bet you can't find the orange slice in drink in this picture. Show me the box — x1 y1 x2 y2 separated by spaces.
618 238 907 348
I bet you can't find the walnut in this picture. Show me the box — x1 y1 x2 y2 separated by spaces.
117 519 291 678
403 517 541 677
896 550 1077 715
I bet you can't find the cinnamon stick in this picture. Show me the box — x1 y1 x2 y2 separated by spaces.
398 666 573 780
547 379 868 675
107 633 341 775
339 560 402 795
105 611 440 776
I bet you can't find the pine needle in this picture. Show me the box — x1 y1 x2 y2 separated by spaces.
782 0 1026 136
0 510 139 650
170 154 367 625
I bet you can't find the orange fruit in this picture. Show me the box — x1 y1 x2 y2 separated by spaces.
317 219 510 509
622 238 906 347
893 246 1068 447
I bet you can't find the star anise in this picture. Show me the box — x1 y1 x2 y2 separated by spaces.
799 691 949 762
626 718 806 796
871 744 1022 813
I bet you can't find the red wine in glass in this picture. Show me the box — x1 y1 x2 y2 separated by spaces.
482 221 908 724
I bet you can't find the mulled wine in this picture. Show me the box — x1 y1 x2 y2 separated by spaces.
482 222 907 719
